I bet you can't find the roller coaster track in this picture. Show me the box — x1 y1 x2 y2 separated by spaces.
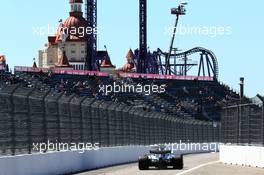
156 47 219 79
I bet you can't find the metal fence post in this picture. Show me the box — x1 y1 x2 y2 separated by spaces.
217 122 220 143
56 95 61 146
10 86 19 155
221 108 227 144
247 105 250 145
237 105 240 145
27 90 32 154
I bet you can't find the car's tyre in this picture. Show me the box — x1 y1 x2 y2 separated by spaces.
172 155 184 169
138 156 149 170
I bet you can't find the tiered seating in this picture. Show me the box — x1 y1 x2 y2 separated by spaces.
1 71 241 121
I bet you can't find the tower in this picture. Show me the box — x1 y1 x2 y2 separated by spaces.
69 0 83 15
85 0 97 70
138 0 147 73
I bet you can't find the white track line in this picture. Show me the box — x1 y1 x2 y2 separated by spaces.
176 161 220 175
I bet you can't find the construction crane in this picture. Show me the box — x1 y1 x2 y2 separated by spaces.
165 2 187 75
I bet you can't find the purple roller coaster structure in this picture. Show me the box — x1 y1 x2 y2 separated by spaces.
84 0 219 79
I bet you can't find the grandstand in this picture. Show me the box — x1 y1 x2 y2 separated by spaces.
1 66 240 122
1 67 224 155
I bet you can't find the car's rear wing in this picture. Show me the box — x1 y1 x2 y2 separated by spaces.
149 150 172 154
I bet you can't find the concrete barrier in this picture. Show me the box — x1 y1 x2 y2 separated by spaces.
220 144 264 168
0 143 218 175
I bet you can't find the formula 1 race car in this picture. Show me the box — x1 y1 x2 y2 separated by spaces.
138 147 184 170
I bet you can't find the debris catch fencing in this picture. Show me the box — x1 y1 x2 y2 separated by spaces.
221 101 264 146
0 84 220 156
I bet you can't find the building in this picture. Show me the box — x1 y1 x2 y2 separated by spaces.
38 0 90 70
0 55 6 66
100 52 116 74
119 49 136 72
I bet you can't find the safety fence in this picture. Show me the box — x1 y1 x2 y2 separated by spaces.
0 84 220 156
221 101 264 146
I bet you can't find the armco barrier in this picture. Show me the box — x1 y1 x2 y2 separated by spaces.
0 143 219 175
219 144 264 168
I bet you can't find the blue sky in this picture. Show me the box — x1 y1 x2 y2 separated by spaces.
0 0 263 96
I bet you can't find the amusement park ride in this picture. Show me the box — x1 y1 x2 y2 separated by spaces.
5 0 217 81
83 0 219 79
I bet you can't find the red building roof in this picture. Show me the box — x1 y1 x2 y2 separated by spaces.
0 55 6 65
48 0 88 45
0 55 5 62
55 51 73 68
55 14 88 43
126 49 135 60
101 57 116 68
33 61 37 68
